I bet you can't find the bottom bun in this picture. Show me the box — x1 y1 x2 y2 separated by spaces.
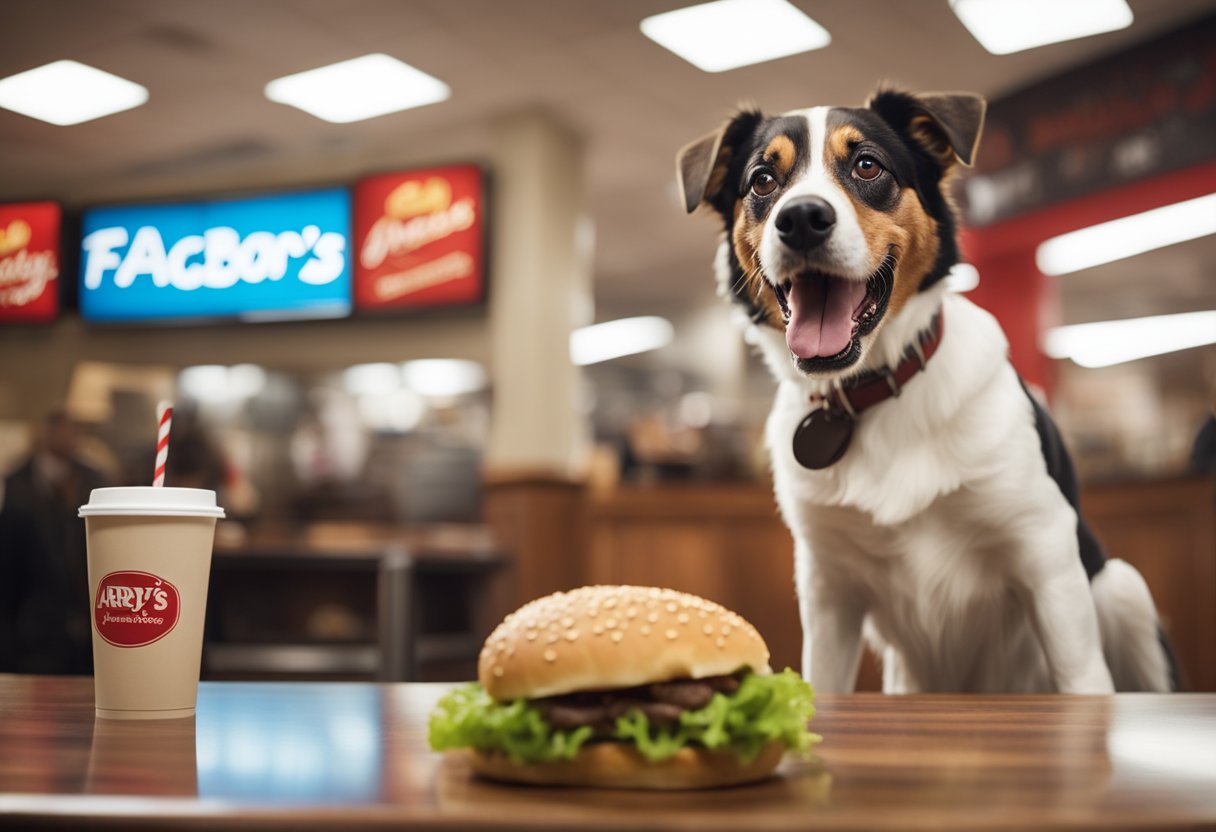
466 741 785 790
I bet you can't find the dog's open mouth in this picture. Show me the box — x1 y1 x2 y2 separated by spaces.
771 252 895 362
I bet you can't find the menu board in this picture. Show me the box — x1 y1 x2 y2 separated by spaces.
0 201 60 324
962 14 1216 226
353 164 486 312
79 189 352 323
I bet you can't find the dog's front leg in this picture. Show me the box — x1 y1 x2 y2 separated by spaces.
1019 518 1115 693
795 545 865 693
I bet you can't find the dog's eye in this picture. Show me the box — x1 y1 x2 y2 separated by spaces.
853 156 883 181
751 172 778 196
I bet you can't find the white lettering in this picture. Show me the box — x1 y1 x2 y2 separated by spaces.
373 251 474 302
98 583 173 614
236 231 279 284
0 250 58 307
101 610 165 627
360 197 476 270
167 235 205 289
113 227 169 289
82 227 128 290
80 222 349 294
202 227 241 290
299 232 345 285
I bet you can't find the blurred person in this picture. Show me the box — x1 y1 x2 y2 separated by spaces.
0 410 109 674
161 407 228 494
1191 413 1216 475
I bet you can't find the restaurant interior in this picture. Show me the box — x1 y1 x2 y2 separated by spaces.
1 0 1214 699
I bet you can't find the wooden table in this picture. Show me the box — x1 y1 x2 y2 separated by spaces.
1 675 1214 831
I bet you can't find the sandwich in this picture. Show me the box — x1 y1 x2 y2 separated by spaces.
428 585 818 789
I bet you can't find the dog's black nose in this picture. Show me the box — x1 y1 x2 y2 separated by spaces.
775 197 836 250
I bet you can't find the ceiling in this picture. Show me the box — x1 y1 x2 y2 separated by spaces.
1 0 1214 321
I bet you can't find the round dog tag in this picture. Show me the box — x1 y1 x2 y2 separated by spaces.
792 407 854 469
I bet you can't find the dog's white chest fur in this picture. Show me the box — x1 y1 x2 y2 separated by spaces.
748 287 1170 693
780 491 1053 692
763 292 1086 692
766 292 1019 525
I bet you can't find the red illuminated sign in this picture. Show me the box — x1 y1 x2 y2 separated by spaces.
353 165 485 312
0 201 59 324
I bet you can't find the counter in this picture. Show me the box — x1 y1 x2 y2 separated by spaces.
2 675 1215 830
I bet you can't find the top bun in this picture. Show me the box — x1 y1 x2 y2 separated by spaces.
478 586 771 700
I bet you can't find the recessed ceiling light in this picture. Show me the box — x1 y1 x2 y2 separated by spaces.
1043 310 1216 368
571 317 674 366
0 60 148 126
641 0 831 73
1035 192 1216 276
264 53 450 124
950 0 1133 55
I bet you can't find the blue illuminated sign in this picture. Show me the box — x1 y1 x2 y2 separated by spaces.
80 189 352 322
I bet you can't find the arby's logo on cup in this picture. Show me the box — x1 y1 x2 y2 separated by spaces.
93 571 181 648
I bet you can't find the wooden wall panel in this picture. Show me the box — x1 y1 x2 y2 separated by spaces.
586 486 802 674
483 474 585 615
1081 476 1216 691
494 477 1214 693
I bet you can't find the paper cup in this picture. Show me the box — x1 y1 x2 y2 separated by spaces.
79 487 225 720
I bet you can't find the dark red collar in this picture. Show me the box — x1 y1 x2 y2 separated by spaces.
812 311 944 418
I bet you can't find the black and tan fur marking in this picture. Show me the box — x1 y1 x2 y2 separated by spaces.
677 88 1179 698
677 89 985 376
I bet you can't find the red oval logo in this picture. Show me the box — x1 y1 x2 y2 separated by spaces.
94 571 180 648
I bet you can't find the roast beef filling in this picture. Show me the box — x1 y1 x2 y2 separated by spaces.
536 674 742 733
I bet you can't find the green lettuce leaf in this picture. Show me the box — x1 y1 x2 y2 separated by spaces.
427 668 818 765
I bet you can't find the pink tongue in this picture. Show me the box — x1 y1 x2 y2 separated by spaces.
785 277 868 359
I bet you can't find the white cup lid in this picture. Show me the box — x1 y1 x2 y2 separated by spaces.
79 487 226 519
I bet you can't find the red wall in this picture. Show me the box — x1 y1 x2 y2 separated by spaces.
960 160 1216 394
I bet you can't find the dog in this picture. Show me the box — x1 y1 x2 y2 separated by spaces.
676 88 1176 693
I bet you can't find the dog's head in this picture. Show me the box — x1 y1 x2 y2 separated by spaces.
677 89 984 378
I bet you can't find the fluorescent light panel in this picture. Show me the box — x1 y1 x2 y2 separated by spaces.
344 363 401 396
264 53 449 124
0 60 148 126
1036 193 1216 276
400 359 486 397
357 388 425 433
571 317 674 366
950 0 1132 55
1043 310 1216 368
641 0 831 73
945 263 981 293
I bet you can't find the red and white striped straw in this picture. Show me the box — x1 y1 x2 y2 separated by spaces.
153 402 173 488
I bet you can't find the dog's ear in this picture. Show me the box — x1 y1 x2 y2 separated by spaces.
868 89 986 170
676 128 729 214
676 110 762 214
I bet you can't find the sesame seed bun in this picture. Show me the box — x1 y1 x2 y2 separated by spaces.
477 586 771 701
466 741 785 790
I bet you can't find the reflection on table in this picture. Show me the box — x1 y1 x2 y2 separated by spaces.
2 675 1216 830
196 684 382 804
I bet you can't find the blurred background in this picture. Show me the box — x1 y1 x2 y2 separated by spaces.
0 0 1212 689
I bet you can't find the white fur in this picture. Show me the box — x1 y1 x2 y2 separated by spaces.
1092 560 1173 691
716 239 1171 693
760 108 872 280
